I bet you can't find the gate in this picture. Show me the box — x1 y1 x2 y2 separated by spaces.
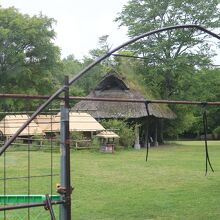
0 77 72 219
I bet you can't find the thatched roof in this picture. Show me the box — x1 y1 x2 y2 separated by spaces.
96 131 119 139
0 115 43 136
34 115 55 130
73 73 176 119
44 112 105 132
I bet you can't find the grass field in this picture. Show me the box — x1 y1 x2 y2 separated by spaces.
1 141 220 219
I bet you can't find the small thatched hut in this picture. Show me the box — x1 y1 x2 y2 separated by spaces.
96 131 120 153
73 73 176 148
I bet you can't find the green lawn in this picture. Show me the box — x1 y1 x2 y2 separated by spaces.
1 141 220 219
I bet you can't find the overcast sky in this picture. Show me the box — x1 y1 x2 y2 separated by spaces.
1 0 220 64
1 0 129 59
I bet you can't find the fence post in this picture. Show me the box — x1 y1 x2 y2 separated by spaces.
60 76 72 219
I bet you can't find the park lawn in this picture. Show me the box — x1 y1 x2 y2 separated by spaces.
72 141 220 220
1 141 220 219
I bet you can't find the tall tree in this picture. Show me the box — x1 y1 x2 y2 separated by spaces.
68 36 114 96
0 6 60 97
58 55 85 97
115 0 220 98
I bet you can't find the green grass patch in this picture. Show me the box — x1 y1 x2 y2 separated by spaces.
1 141 220 219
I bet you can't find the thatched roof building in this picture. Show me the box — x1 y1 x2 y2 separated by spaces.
34 115 55 130
0 115 43 137
73 73 176 148
43 112 105 133
73 73 175 119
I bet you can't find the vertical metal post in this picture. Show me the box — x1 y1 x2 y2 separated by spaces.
60 76 72 220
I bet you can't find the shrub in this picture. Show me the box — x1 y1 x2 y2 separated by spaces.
70 131 90 148
100 119 135 148
213 126 220 139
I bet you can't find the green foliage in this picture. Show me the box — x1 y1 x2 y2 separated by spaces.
75 58 106 95
0 6 61 110
164 105 196 137
55 55 87 97
100 119 135 148
115 0 220 137
59 37 111 97
114 51 160 99
56 55 82 83
70 131 93 148
116 0 220 64
70 131 85 141
115 0 220 96
73 36 114 95
213 126 220 139
184 68 220 136
213 126 220 135
91 137 100 149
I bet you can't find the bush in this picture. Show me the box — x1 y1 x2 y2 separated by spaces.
91 137 100 149
213 126 220 139
100 119 135 148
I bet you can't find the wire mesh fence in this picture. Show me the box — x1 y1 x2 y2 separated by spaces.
0 100 64 220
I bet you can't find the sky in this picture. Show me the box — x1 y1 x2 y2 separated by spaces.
1 0 220 64
0 0 129 59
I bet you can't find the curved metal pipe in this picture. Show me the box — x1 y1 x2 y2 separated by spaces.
0 24 220 155
68 24 220 86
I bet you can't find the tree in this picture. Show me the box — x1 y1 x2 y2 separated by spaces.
57 36 113 100
115 0 220 98
64 36 114 96
58 55 85 97
0 6 60 97
115 0 220 137
89 35 115 69
187 68 220 136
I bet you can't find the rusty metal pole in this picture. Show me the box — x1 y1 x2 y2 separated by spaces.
60 76 71 220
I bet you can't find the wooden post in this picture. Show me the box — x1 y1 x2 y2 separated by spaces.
134 124 141 149
153 118 159 147
158 119 164 144
143 117 150 148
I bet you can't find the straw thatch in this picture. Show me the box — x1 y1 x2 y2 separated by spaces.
73 73 176 119
96 131 119 139
0 115 43 136
44 112 105 132
34 115 55 130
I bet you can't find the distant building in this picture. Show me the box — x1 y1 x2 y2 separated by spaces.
73 73 176 148
0 114 42 138
43 112 105 136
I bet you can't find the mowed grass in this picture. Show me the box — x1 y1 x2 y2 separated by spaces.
1 141 220 219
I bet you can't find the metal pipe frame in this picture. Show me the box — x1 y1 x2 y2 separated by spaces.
0 200 64 212
59 76 71 220
0 93 220 105
1 24 220 156
0 25 220 218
